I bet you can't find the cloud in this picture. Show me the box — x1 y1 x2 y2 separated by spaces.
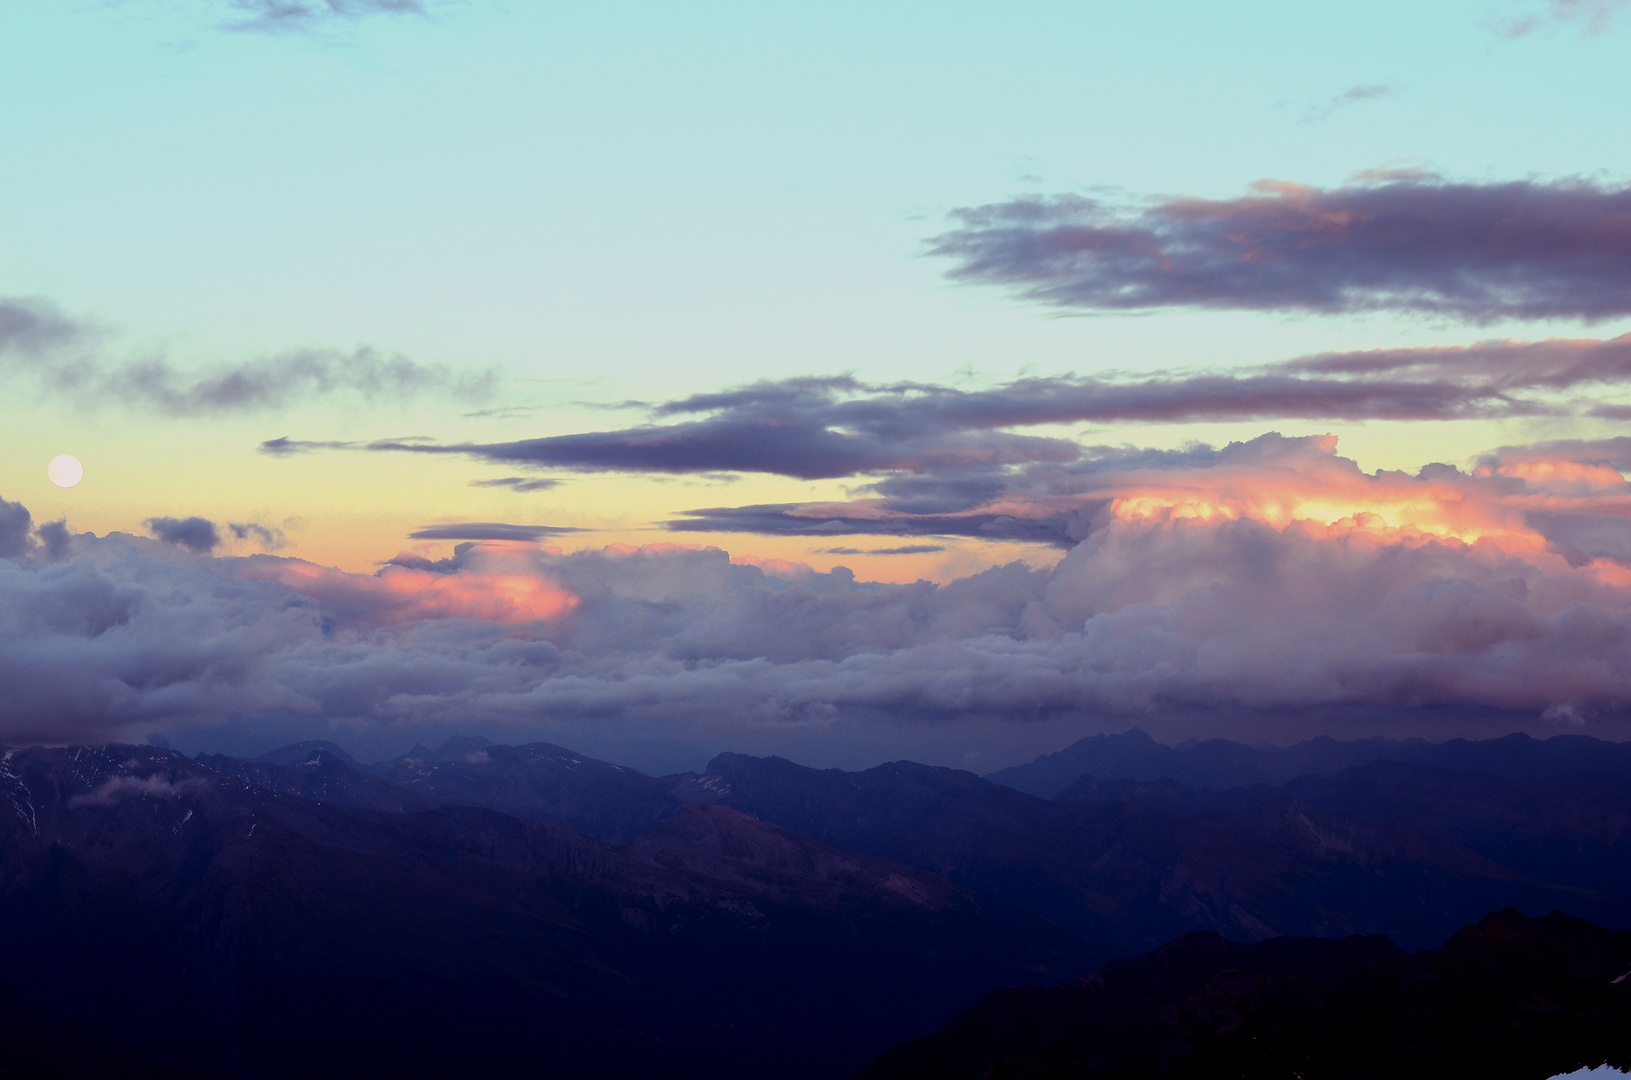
929 176 1631 322
0 498 34 559
468 477 565 493
0 295 495 416
34 520 73 562
819 545 947 556
1304 84 1394 121
407 522 587 542
145 517 223 554
1 502 82 563
0 297 84 357
68 773 200 808
6 430 1631 753
222 0 426 33
145 516 288 554
668 502 1096 546
264 334 1631 484
1503 0 1628 37
230 522 288 551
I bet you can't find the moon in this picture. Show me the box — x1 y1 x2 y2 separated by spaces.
47 455 84 488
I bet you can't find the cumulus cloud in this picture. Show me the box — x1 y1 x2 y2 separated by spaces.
262 335 1631 484
0 295 495 416
146 516 287 554
930 176 1631 322
0 498 33 560
34 520 73 562
145 517 223 554
5 430 1631 752
229 522 287 551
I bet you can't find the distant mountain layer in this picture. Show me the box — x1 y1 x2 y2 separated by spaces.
0 745 1090 1079
6 731 1631 1077
197 735 1631 954
859 908 1631 1080
986 728 1631 797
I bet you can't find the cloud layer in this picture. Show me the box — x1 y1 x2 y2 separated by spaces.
223 0 426 33
6 429 1631 754
1503 0 1628 37
930 176 1631 322
0 296 495 416
261 333 1631 488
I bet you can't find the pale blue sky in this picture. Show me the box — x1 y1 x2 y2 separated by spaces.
5 1 1628 388
3 0 1629 569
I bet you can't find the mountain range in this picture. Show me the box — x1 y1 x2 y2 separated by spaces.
859 908 1631 1079
2 729 1629 1077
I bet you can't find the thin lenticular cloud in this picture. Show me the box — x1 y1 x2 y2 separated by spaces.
819 545 947 556
468 477 564 493
667 502 1097 547
930 176 1631 322
1304 84 1394 122
407 522 587 542
263 335 1631 481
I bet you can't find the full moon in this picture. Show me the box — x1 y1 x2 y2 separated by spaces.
47 455 84 488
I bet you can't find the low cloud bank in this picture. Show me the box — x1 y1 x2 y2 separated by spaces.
5 430 1631 754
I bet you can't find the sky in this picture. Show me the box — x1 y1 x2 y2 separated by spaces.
3 0 1631 771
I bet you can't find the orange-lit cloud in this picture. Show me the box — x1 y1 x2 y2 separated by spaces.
241 546 578 627
6 431 1631 756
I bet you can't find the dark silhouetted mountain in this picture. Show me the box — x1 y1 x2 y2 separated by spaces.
988 728 1631 797
1058 761 1631 899
211 739 684 843
418 733 493 761
691 752 1629 953
0 745 1095 1079
380 740 687 843
250 739 364 770
203 739 1631 957
858 908 1631 1079
196 745 439 813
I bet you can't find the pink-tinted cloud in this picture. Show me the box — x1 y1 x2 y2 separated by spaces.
263 337 1631 484
6 429 1631 756
241 548 580 628
1503 0 1628 37
931 177 1631 322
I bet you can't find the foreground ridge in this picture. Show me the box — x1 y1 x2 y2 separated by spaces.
858 908 1631 1080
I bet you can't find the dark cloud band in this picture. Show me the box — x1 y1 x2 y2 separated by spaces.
263 333 1631 483
930 176 1631 322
